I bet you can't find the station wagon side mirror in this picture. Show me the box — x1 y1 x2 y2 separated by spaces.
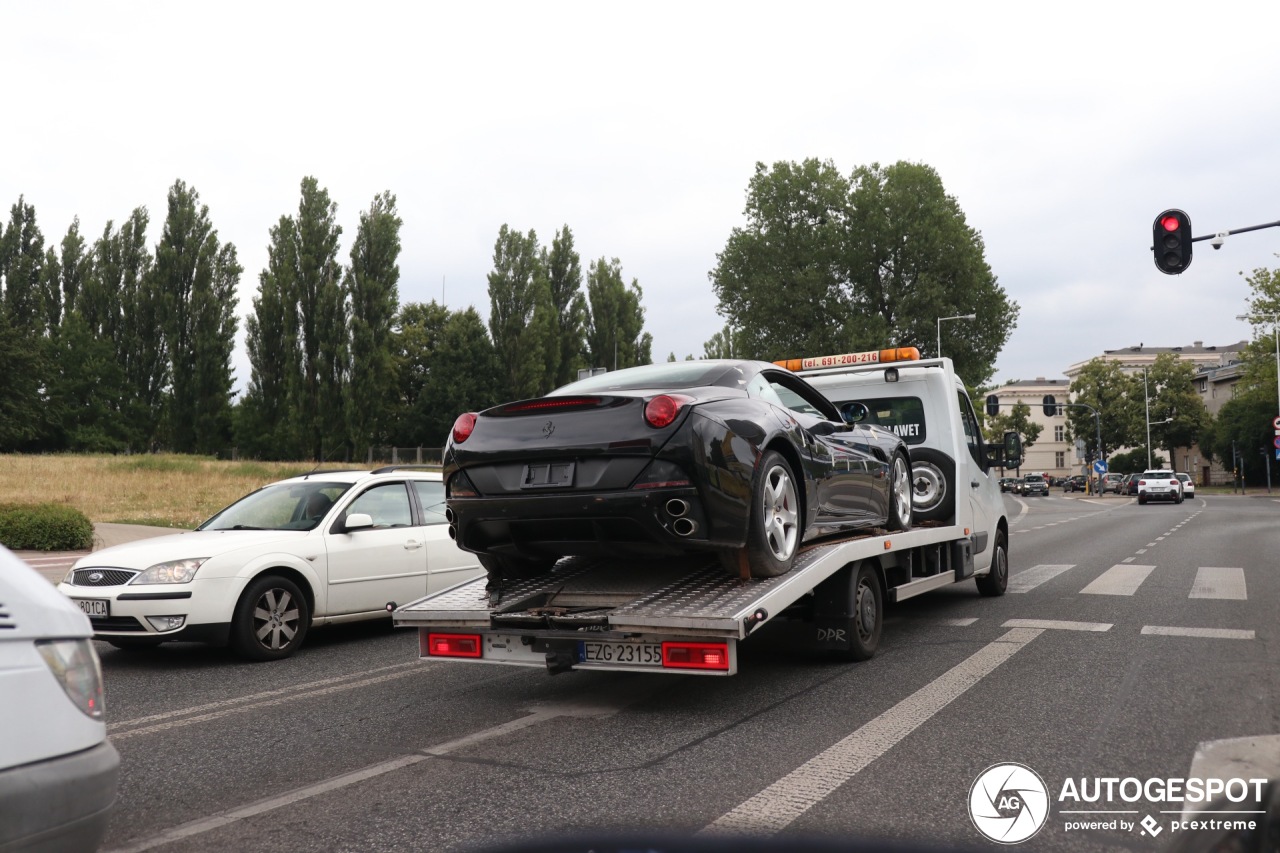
839 401 868 425
343 513 374 532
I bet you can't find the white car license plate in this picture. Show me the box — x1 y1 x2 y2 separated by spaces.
581 641 662 666
74 599 110 618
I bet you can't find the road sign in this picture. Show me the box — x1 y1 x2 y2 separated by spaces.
1273 415 1280 430
1274 436 1280 449
1093 459 1108 474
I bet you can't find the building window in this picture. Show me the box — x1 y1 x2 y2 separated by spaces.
1199 379 1207 392
1054 425 1065 442
1055 451 1065 468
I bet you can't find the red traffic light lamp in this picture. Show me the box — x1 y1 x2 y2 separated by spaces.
1153 209 1192 274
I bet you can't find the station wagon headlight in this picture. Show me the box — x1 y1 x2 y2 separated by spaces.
131 558 207 584
36 639 105 720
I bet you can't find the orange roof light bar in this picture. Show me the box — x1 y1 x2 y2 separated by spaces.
774 347 921 372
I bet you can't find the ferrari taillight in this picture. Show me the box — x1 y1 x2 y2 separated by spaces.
452 412 478 443
644 394 694 429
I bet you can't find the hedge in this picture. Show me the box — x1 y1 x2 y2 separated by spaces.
0 503 94 551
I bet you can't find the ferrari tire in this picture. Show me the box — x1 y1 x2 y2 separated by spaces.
740 450 801 578
230 574 310 661
975 529 1008 597
908 447 955 522
886 451 912 532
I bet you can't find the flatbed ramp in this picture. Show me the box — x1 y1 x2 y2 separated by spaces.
395 525 973 675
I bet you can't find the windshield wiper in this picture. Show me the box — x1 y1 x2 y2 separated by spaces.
229 525 265 530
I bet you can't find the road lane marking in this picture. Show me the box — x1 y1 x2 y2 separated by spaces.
1007 564 1074 594
1189 567 1247 600
1147 542 1158 547
104 688 656 853
700 627 1044 836
1080 565 1155 596
934 617 978 627
1141 626 1254 640
1121 557 1134 563
109 663 435 740
1136 549 1147 554
1184 735 1280 819
1002 619 1111 632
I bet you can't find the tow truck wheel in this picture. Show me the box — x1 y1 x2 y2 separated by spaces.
908 448 955 522
975 530 1008 597
846 563 883 661
740 450 800 578
886 452 912 532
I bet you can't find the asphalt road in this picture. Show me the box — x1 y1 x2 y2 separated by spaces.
88 494 1278 853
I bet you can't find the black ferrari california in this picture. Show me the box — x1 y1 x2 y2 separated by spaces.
443 360 912 581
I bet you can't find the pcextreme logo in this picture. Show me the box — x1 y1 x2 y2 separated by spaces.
968 763 1050 844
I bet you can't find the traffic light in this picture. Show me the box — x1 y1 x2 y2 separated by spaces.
986 395 999 417
1042 395 1056 417
1153 209 1193 275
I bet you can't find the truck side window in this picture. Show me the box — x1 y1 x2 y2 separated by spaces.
956 391 987 470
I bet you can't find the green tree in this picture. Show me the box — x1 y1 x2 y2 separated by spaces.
702 323 744 359
419 307 505 445
984 401 1043 453
1 196 47 333
153 180 241 454
389 301 451 447
542 226 587 388
1142 352 1210 464
487 225 550 399
1067 359 1141 461
345 191 402 458
0 310 44 450
584 257 652 371
710 159 1018 385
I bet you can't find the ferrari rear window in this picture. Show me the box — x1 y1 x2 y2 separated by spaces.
835 396 926 445
551 361 736 394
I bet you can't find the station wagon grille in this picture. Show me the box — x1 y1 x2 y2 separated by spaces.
70 569 137 587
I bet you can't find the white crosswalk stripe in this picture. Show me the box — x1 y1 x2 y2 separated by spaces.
1080 564 1155 596
1188 567 1247 600
1007 564 1075 594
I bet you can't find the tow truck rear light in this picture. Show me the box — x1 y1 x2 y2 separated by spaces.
773 346 922 372
662 641 729 671
425 632 482 658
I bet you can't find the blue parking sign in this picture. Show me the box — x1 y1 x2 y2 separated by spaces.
1093 459 1108 474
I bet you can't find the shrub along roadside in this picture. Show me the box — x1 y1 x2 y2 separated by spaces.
0 503 94 551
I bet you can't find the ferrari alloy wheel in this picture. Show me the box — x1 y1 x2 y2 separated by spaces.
231 575 310 661
887 452 912 532
737 450 801 578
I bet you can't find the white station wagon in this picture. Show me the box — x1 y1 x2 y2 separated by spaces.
57 468 482 660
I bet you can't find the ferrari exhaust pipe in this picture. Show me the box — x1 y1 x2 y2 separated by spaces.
448 525 457 540
445 507 456 524
673 517 698 537
665 499 689 518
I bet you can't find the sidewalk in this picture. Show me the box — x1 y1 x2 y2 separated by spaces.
12 523 183 584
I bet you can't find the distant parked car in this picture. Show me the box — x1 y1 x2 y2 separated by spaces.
1123 473 1141 496
1063 475 1088 493
1100 473 1125 494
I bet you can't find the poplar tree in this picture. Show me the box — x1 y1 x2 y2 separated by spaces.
542 226 587 388
487 225 551 399
346 191 402 458
584 257 652 371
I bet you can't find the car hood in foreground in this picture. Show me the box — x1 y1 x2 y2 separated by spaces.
71 529 313 572
1 546 93 640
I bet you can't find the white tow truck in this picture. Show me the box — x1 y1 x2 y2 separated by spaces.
394 349 1020 676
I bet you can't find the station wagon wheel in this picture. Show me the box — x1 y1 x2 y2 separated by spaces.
886 452 912 532
231 575 310 661
740 450 800 578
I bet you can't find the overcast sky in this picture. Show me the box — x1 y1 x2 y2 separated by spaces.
4 1 1279 393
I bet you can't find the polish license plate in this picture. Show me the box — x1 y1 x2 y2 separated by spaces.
521 461 575 489
581 641 663 667
74 599 110 618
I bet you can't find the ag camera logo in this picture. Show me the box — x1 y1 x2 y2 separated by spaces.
969 763 1050 844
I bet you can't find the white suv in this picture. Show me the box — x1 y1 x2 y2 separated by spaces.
1137 469 1183 505
1 546 118 851
57 468 482 660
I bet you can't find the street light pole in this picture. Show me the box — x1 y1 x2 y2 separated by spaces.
936 313 976 358
1144 367 1152 469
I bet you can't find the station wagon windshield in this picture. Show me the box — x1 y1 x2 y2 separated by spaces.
199 482 352 532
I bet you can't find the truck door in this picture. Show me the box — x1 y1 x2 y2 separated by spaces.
955 390 998 568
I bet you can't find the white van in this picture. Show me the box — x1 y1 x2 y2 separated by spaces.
0 545 119 851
